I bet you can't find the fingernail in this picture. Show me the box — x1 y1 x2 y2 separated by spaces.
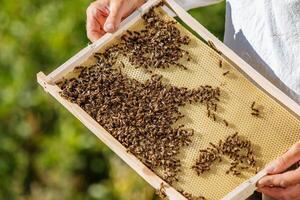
104 23 114 32
257 179 263 187
265 164 275 173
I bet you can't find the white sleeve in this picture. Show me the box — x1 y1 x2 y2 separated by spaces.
176 0 223 10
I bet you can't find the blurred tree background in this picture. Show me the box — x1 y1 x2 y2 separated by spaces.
0 1 225 200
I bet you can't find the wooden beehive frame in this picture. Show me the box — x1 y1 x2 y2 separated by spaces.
37 0 300 199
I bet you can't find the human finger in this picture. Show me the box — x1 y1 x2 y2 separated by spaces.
258 168 300 188
86 1 108 41
257 187 286 199
258 184 300 200
103 0 124 32
264 142 300 174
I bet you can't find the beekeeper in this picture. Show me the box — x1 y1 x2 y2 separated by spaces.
86 0 300 199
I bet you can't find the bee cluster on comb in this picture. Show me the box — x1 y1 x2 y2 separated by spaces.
192 132 258 176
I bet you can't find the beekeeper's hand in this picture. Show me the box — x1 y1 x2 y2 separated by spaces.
86 0 145 42
257 142 300 200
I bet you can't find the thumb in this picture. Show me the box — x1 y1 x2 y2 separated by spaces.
104 0 124 32
265 143 300 174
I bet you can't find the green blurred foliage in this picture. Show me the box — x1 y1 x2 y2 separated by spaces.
0 1 224 200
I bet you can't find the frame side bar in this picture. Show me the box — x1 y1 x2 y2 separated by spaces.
222 170 267 200
47 45 95 83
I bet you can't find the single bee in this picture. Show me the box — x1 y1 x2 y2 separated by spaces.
223 71 230 76
223 119 229 127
